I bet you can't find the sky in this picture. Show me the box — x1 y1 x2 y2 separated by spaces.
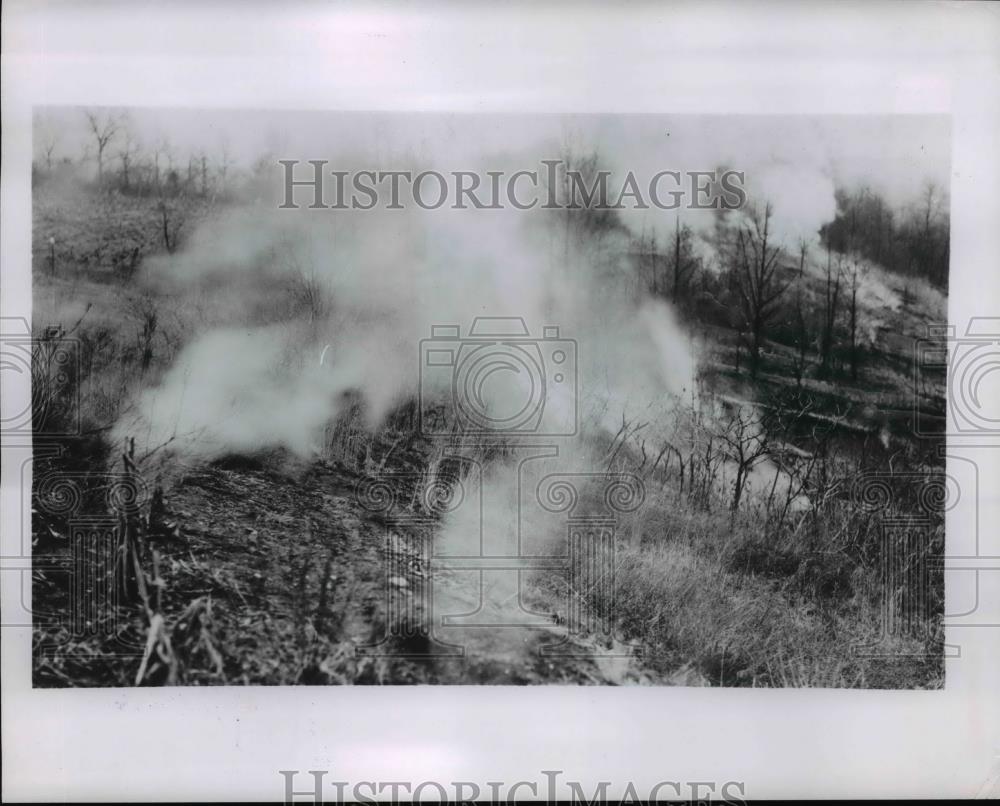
35 108 950 202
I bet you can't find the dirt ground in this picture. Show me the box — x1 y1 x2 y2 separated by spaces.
34 448 668 686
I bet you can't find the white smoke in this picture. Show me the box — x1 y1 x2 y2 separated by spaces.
116 179 696 461
102 117 949 666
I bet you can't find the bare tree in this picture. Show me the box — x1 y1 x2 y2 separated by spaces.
818 246 843 376
186 154 197 189
717 404 772 515
671 217 699 302
199 152 209 196
84 110 122 184
216 138 233 195
686 404 727 513
797 237 809 279
918 181 948 286
871 191 887 264
845 257 866 380
150 138 172 193
921 181 941 240
157 199 186 254
116 129 142 191
731 201 789 378
790 237 812 386
38 127 60 172
155 144 185 253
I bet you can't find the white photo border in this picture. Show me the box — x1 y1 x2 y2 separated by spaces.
2 1 999 800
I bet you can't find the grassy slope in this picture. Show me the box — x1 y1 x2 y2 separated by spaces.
31 183 946 687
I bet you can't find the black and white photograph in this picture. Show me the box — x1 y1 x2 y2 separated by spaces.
3 1 999 801
27 109 952 688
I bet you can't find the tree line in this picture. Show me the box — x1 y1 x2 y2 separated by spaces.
820 183 949 288
33 109 239 202
634 191 944 384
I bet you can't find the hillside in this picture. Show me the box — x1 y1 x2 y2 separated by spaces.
30 175 948 689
